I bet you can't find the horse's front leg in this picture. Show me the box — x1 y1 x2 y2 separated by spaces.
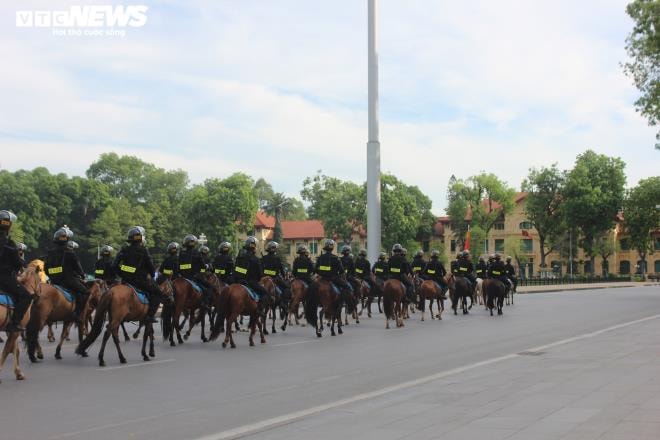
55 322 74 360
271 305 277 334
200 310 208 342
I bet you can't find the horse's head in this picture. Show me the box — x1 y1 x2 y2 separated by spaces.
18 265 42 295
158 278 174 304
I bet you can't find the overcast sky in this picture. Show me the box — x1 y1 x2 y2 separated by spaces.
1 0 658 215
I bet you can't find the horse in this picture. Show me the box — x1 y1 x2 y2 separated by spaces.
360 275 384 318
475 278 486 307
75 279 173 367
260 276 287 335
209 283 266 348
0 265 41 382
161 276 212 346
445 274 471 315
417 279 445 321
382 279 405 329
505 280 515 306
281 278 307 331
341 278 361 326
483 278 506 316
26 279 106 362
304 279 344 337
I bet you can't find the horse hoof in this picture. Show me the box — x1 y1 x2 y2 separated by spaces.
261 339 266 344
16 373 25 380
222 342 227 348
498 310 503 316
149 351 155 357
143 356 150 361
120 358 127 364
272 329 277 334
29 356 38 363
250 341 255 347
316 332 322 338
55 353 62 360
231 343 236 348
99 360 105 367
490 310 494 316
201 337 208 343
338 328 343 335
170 341 176 347
183 335 189 341
280 325 286 332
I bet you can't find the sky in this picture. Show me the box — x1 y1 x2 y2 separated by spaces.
1 0 658 215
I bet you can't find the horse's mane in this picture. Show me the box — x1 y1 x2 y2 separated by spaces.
27 259 47 283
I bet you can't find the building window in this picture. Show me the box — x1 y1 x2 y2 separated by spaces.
655 237 660 251
450 240 456 252
655 260 660 273
519 221 533 230
484 240 489 252
493 222 504 230
520 239 533 253
619 260 630 274
584 260 592 274
495 239 504 252
309 242 318 255
620 238 630 251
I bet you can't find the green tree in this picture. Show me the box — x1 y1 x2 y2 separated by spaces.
623 176 660 278
563 150 626 275
522 164 566 270
593 231 617 277
624 0 660 149
263 192 296 245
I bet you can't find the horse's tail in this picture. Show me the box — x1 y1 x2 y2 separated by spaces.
161 301 174 341
304 282 319 327
25 299 41 358
76 288 111 354
210 286 229 341
383 283 395 320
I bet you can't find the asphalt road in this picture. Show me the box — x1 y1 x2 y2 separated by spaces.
0 286 658 440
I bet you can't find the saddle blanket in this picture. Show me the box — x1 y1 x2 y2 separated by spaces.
125 284 149 305
0 293 14 308
183 278 203 294
274 284 283 296
240 284 260 302
331 282 341 295
53 285 75 303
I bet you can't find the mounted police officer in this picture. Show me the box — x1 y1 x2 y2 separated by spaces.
457 250 476 292
261 241 289 297
113 226 163 323
45 226 88 322
292 245 314 284
410 250 427 275
212 242 234 284
178 234 213 309
312 239 349 293
354 249 372 291
504 256 517 292
487 253 509 287
339 245 358 292
450 252 461 275
421 250 447 295
233 236 268 300
0 211 32 332
372 251 388 285
94 245 117 284
475 256 488 281
387 243 413 301
157 242 180 283
199 246 211 273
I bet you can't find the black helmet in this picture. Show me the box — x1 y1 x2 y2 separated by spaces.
100 245 114 256
53 226 73 243
218 242 231 253
323 239 335 252
66 240 79 251
414 250 424 258
392 243 403 254
167 242 180 254
341 245 351 255
378 252 386 261
244 236 258 250
127 226 143 242
0 210 17 230
296 245 307 255
495 253 502 260
431 250 440 258
266 241 278 253
358 249 367 257
462 250 471 258
478 256 485 262
183 234 198 248
200 245 210 256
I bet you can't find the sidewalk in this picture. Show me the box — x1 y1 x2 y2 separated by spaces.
248 314 660 440
518 281 658 294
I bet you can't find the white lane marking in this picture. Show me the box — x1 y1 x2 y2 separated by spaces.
49 407 195 439
270 340 313 347
96 358 175 371
191 313 660 440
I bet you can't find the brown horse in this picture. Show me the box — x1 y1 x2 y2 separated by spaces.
76 280 173 366
361 275 384 317
483 278 506 316
383 279 405 329
281 278 308 331
445 274 471 315
0 265 41 382
304 279 344 337
260 276 286 335
161 277 211 346
417 280 445 321
209 283 266 348
26 279 106 362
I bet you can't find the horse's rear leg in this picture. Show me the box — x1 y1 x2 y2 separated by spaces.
271 306 277 334
132 323 142 340
120 322 130 341
98 329 112 367
148 324 155 357
111 326 127 364
55 322 73 360
316 309 323 337
141 323 151 361
200 311 208 343
47 323 55 343
174 311 184 344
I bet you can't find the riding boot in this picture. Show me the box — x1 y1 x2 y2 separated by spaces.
6 296 30 332
145 295 160 323
73 293 84 322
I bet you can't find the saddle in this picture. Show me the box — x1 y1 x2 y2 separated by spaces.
330 282 342 296
0 293 15 308
53 285 75 303
125 283 150 305
182 278 203 295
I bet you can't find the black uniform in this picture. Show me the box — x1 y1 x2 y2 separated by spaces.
94 256 116 283
45 242 88 317
456 257 476 289
179 247 212 304
450 259 460 275
354 256 372 290
340 254 359 291
410 256 427 275
114 243 163 318
261 252 289 296
0 232 31 327
387 253 413 300
372 260 388 283
157 253 179 284
292 255 314 283
487 260 508 285
475 261 488 279
422 258 447 289
212 253 234 284
234 249 268 299
504 261 517 291
314 251 349 291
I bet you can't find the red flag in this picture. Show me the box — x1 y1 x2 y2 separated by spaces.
464 227 471 251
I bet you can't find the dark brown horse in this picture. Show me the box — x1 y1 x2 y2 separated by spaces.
0 265 40 382
260 276 286 335
161 277 211 346
209 283 266 348
382 279 405 329
281 278 307 331
360 275 384 317
483 278 505 316
26 279 106 362
445 274 471 315
76 280 173 366
417 279 445 321
304 279 343 337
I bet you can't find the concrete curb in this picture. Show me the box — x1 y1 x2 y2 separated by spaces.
518 282 658 294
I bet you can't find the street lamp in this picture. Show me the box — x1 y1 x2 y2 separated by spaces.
367 0 382 264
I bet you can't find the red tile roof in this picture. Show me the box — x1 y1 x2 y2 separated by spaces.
281 220 325 239
254 210 275 229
